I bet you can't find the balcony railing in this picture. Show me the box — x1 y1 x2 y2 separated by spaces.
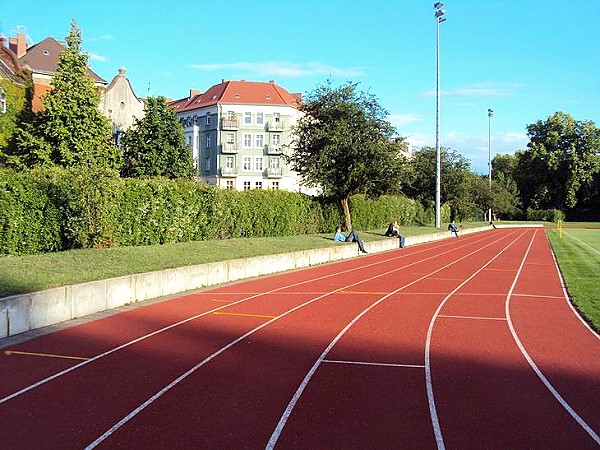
265 167 283 178
220 167 238 177
266 144 283 155
221 143 239 153
267 121 285 131
221 118 239 130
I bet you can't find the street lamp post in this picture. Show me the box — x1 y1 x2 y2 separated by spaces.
434 2 446 229
488 108 493 223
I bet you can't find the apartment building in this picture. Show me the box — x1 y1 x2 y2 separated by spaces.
171 79 309 192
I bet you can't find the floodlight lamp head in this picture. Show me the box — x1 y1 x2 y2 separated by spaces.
488 109 494 117
434 2 444 9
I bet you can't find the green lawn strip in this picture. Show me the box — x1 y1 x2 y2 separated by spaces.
0 223 487 299
547 227 600 331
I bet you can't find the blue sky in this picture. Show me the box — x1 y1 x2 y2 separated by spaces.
2 0 598 173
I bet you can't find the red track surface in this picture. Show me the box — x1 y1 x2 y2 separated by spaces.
1 228 598 449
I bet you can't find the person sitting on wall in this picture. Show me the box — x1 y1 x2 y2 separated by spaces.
448 221 460 237
384 220 405 248
334 226 368 254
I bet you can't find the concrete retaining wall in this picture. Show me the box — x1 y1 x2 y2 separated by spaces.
0 226 493 338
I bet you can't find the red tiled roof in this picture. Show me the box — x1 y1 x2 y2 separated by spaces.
170 80 301 113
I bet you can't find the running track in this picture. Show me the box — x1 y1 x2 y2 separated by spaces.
1 228 598 449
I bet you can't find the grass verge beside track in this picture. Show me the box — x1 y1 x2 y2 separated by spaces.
547 224 600 331
0 224 459 298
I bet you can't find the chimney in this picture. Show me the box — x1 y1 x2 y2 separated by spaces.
189 89 201 98
0 34 6 48
9 33 27 58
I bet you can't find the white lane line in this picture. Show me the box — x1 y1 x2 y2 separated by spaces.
85 232 511 449
2 230 500 406
437 315 506 321
266 229 524 450
323 359 425 369
506 231 600 444
424 230 530 450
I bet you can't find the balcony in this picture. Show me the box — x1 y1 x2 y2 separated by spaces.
220 167 238 177
267 121 285 131
265 167 283 178
221 143 239 153
266 144 283 155
221 118 239 130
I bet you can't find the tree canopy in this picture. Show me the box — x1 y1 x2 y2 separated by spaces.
3 20 120 170
287 80 408 230
121 96 195 179
514 111 600 209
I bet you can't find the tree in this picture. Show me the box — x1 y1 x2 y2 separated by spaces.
405 146 475 221
4 20 120 170
287 80 408 230
121 96 195 179
515 112 600 209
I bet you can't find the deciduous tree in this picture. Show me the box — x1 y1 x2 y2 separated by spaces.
121 96 195 179
287 80 408 230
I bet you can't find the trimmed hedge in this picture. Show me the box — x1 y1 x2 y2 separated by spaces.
0 168 435 256
525 208 565 223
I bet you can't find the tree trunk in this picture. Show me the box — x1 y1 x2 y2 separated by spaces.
341 196 352 231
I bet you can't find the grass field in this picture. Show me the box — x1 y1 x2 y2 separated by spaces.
0 225 439 298
547 223 600 331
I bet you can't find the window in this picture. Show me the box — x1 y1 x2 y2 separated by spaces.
255 157 263 172
243 181 251 191
270 157 280 169
244 112 252 125
226 111 235 119
206 134 211 148
206 114 211 126
256 112 264 125
243 133 252 148
225 156 234 169
255 133 264 148
255 181 263 189
272 181 279 190
205 156 211 171
226 180 234 190
272 134 281 146
243 156 252 171
226 133 235 144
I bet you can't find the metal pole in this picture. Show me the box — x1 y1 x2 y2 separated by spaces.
488 108 493 222
434 3 445 228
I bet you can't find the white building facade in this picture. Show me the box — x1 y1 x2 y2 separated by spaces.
171 80 309 192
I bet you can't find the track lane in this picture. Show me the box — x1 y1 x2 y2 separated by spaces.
0 231 506 448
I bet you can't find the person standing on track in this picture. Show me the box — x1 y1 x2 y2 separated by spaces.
384 220 405 248
334 226 368 253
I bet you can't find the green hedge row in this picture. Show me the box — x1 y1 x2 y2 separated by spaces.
0 168 429 256
525 208 565 223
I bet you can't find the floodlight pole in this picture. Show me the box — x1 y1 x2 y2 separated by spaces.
488 108 493 223
434 3 446 229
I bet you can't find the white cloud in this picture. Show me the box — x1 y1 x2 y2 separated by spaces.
388 113 425 127
189 61 363 78
423 82 523 98
88 53 107 62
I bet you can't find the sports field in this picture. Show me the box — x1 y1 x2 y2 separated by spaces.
1 227 598 448
548 223 600 330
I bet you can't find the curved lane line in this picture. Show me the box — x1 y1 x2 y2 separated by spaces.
423 229 529 450
506 230 600 444
266 229 526 449
1 231 496 405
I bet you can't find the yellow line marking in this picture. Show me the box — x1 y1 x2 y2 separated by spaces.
4 350 90 361
212 311 276 319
